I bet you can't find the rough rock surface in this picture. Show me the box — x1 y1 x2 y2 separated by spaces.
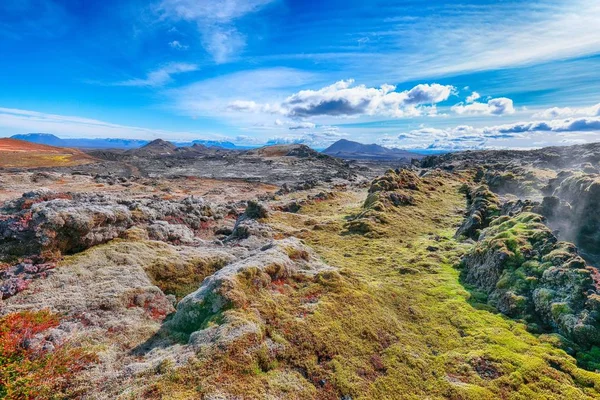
539 172 600 263
345 169 423 237
169 237 335 336
0 190 222 261
455 185 500 240
462 212 600 347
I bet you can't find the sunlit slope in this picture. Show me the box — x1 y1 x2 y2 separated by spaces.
0 138 95 168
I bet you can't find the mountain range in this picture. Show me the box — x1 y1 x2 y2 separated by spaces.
10 133 244 150
323 139 424 160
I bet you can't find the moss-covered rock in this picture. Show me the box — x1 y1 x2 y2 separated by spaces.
345 170 420 236
455 185 501 240
368 169 421 193
462 212 600 348
540 172 600 262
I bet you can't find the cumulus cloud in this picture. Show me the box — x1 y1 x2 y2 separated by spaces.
250 123 346 148
533 102 600 119
452 97 515 116
466 91 480 103
393 115 600 150
228 80 455 119
492 117 600 134
115 63 197 87
265 129 347 148
156 0 275 63
288 122 316 130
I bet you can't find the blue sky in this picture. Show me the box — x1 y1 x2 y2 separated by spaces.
1 0 599 149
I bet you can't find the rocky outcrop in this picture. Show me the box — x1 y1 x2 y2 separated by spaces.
368 169 421 193
455 185 500 240
364 169 420 210
345 170 421 236
462 212 600 348
539 172 600 262
168 238 335 337
0 190 222 261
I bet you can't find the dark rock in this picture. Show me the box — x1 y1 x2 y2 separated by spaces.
455 185 500 240
244 201 269 219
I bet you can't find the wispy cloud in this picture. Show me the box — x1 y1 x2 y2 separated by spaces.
0 107 220 140
155 0 275 63
168 40 188 50
272 1 600 83
114 63 198 87
168 67 317 121
533 102 600 119
406 1 600 78
288 122 316 130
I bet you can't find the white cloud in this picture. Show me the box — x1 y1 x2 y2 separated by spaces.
533 102 600 119
201 26 245 64
156 0 275 63
227 100 261 112
391 114 600 150
265 127 348 148
227 80 455 119
490 116 600 134
168 40 189 50
452 97 515 116
466 91 480 103
385 1 600 79
169 67 316 121
0 107 223 141
156 0 273 22
115 63 198 87
288 122 316 130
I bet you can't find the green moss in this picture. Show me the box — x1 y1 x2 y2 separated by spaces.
145 256 228 301
149 174 600 399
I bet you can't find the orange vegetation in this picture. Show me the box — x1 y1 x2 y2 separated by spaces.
0 310 97 399
0 138 96 168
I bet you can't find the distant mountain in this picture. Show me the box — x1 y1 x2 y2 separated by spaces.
11 133 149 150
187 140 242 150
323 139 424 161
10 133 248 151
127 139 177 156
248 144 327 158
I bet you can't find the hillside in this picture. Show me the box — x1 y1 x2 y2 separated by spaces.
127 139 178 156
0 138 96 168
323 139 424 161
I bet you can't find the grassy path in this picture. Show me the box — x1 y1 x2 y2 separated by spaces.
152 174 600 399
268 175 600 399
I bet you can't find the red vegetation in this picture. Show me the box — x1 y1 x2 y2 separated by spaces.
19 193 73 210
0 310 97 399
